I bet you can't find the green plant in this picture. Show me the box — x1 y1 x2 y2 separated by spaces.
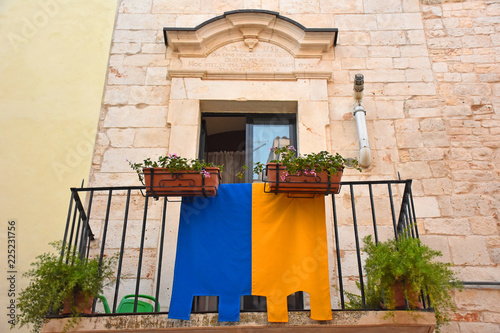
344 280 384 310
348 235 462 331
14 242 117 333
128 154 223 182
236 164 248 180
237 145 361 180
268 145 360 174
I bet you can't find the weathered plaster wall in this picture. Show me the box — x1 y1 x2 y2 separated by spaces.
90 0 499 332
0 1 118 332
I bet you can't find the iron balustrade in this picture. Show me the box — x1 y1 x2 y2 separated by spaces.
59 179 428 317
331 180 421 310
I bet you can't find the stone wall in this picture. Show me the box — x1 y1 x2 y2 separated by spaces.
419 2 500 331
90 0 500 331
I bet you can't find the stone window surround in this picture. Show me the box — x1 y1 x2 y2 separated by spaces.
160 78 333 310
167 78 330 160
161 11 338 309
164 10 338 159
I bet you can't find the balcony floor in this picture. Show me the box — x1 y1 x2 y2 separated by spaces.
42 311 436 333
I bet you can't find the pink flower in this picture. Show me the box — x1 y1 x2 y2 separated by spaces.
200 169 211 178
303 169 316 176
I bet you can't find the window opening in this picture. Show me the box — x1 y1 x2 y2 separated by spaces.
200 113 296 184
201 115 246 184
193 112 303 313
246 115 296 183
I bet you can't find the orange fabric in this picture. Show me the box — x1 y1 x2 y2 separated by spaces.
251 183 332 322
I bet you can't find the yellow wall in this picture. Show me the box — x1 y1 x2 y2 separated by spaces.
0 1 117 331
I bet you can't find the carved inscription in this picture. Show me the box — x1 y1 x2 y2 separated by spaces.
187 42 295 72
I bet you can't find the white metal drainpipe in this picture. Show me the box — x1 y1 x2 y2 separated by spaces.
353 74 371 167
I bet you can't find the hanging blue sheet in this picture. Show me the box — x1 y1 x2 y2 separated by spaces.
168 183 252 321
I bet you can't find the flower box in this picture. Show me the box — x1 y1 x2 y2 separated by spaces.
143 167 221 198
265 163 343 196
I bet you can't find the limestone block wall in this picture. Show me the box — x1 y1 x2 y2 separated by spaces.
89 0 499 331
325 1 500 330
419 2 500 331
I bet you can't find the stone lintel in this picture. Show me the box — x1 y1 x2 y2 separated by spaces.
167 69 333 80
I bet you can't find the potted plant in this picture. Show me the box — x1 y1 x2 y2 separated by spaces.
129 154 223 198
349 234 462 331
14 242 117 333
253 146 360 195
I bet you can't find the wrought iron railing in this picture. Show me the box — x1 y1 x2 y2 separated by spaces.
59 179 426 316
331 180 419 309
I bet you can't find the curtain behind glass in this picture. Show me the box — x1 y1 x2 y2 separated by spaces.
206 151 245 184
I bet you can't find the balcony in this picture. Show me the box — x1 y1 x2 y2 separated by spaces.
42 180 436 332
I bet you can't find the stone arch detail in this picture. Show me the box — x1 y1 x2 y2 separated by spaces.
164 10 337 58
163 10 338 80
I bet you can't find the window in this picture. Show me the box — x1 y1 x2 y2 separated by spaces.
200 113 296 183
192 109 303 313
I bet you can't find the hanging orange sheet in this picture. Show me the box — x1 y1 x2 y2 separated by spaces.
252 183 332 322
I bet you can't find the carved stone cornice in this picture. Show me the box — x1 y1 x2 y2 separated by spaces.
164 10 337 58
163 10 338 80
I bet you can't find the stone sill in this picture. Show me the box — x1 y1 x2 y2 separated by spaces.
42 311 436 333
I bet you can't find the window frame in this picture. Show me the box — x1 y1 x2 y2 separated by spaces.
200 112 297 183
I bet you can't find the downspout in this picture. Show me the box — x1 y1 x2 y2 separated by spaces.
353 74 371 167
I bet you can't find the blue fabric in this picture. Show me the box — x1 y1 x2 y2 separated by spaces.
168 183 252 321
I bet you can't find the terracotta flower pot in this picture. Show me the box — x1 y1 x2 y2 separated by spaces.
61 291 93 315
265 163 343 195
143 167 221 198
393 281 424 310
